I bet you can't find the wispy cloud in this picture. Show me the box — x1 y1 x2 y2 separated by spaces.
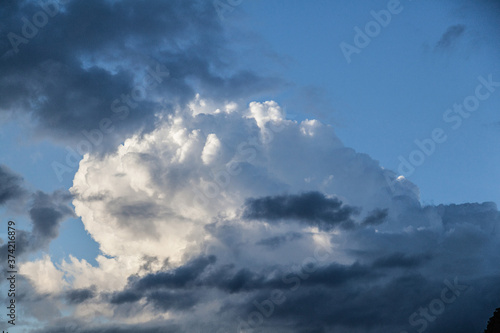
435 24 466 50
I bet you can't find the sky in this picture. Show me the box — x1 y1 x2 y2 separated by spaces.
0 0 499 332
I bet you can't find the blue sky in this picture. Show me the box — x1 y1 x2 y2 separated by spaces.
234 0 500 205
0 0 499 332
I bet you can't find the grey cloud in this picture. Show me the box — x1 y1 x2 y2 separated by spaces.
371 252 432 269
243 191 359 231
109 201 160 220
109 290 141 305
51 195 500 332
0 164 26 205
0 0 282 149
134 255 216 291
30 190 75 244
0 167 74 270
435 24 466 49
361 208 388 226
0 229 32 259
437 201 499 233
112 257 377 300
221 273 498 333
65 287 95 304
140 256 160 272
209 267 271 293
201 201 499 332
33 321 180 333
106 197 183 238
0 189 74 266
256 232 304 249
253 274 430 331
110 255 216 305
147 290 199 311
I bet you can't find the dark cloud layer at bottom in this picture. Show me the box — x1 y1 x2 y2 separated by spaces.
31 197 500 333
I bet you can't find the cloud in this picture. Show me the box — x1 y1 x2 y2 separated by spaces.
65 287 96 305
69 100 415 262
0 164 26 205
21 255 68 294
109 255 215 311
146 290 199 312
0 169 74 265
18 99 500 332
2 1 497 332
371 252 432 269
0 0 282 150
243 191 359 231
30 190 75 243
256 232 304 249
34 322 180 333
361 208 388 226
135 255 216 290
435 24 466 49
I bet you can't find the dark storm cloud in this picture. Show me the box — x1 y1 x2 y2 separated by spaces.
243 191 359 231
65 287 95 304
109 200 161 220
220 273 496 333
0 189 74 266
0 0 282 148
73 196 499 332
437 201 499 232
0 229 32 259
194 200 499 332
0 166 73 265
111 256 377 301
0 164 26 205
208 266 271 293
246 274 431 331
371 252 432 269
109 290 141 305
110 255 216 305
361 208 388 226
30 190 74 242
435 24 466 49
147 290 199 311
256 232 303 249
134 255 216 291
33 321 181 333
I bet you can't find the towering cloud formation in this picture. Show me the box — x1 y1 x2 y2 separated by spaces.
19 99 497 332
68 101 415 261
